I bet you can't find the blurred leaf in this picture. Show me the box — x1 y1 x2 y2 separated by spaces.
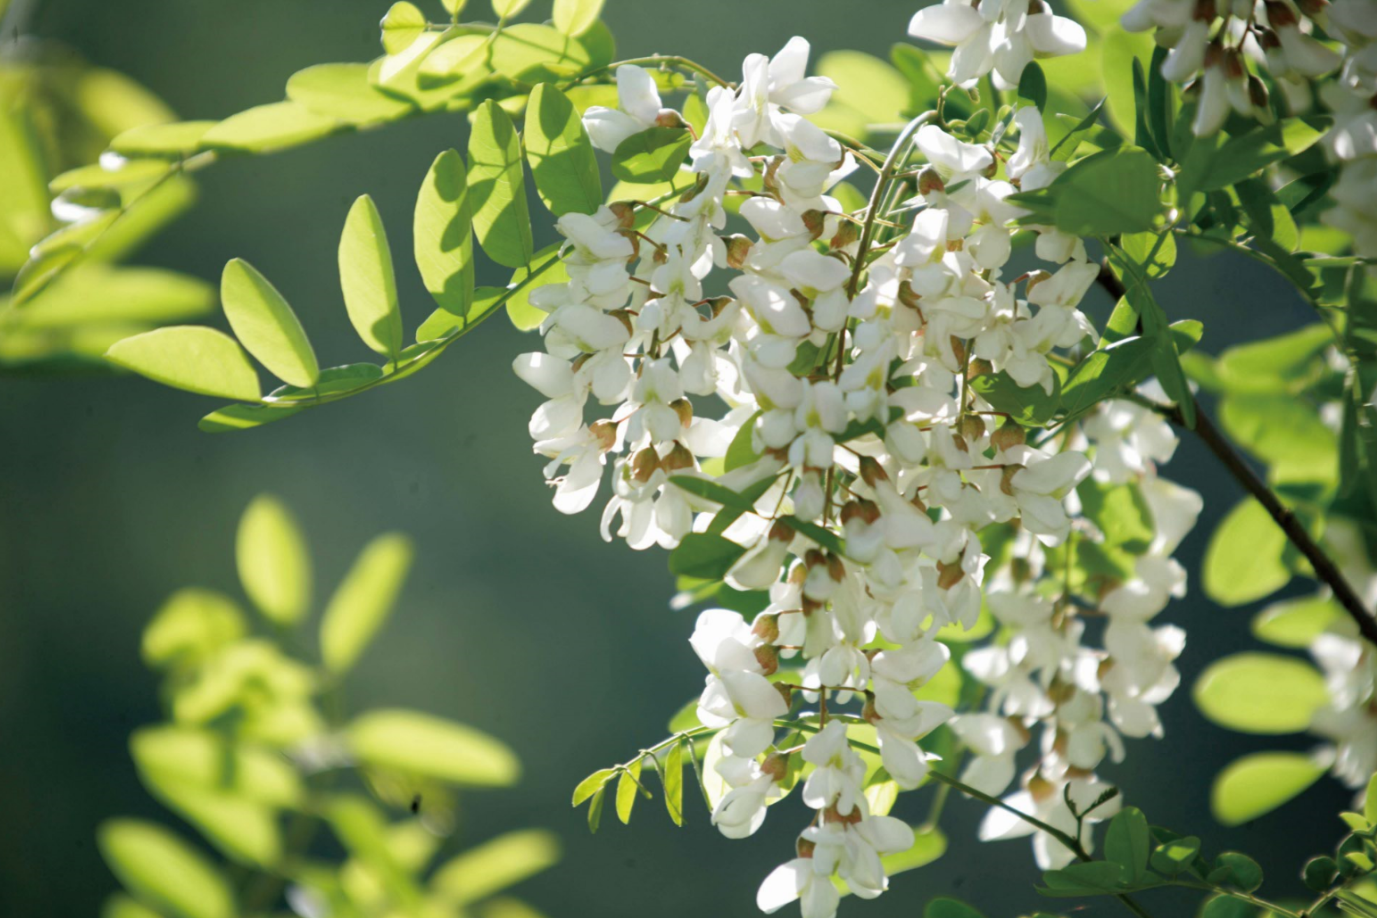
221 259 319 388
1212 324 1332 394
1219 394 1336 484
142 588 246 668
106 326 260 400
419 34 491 85
339 194 404 361
1194 652 1329 734
109 121 218 158
526 83 602 215
553 0 604 35
50 159 171 193
1202 498 1291 606
12 264 212 328
663 741 685 826
131 726 302 805
489 24 591 84
198 402 302 433
347 709 521 786
811 51 908 136
286 63 416 124
200 102 341 153
320 533 413 673
153 783 282 866
415 149 476 319
328 795 418 903
925 897 986 918
669 533 747 579
433 830 560 905
1252 594 1345 648
1017 62 1047 112
101 894 164 918
1180 117 1329 200
381 2 428 54
98 819 234 918
872 828 946 885
493 0 533 15
237 494 312 626
468 100 534 269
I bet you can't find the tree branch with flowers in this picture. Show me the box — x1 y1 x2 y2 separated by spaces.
12 0 1377 915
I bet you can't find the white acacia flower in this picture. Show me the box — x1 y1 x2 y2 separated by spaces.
583 65 665 153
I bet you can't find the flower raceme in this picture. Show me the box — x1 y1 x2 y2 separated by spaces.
512 24 1200 918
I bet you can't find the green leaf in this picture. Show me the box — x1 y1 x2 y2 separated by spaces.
1212 852 1264 892
109 121 218 158
50 159 172 193
492 0 532 15
1252 595 1344 648
339 194 404 361
611 127 693 185
220 259 319 388
432 829 560 905
106 326 261 401
15 264 213 328
320 533 414 673
505 248 568 330
418 34 491 85
148 784 282 867
812 50 910 137
418 286 508 340
1213 324 1332 394
266 362 384 402
1202 498 1291 606
381 1 427 54
1059 336 1156 424
200 101 341 153
236 494 312 626
553 0 604 35
468 100 535 269
1017 62 1047 112
925 898 987 918
130 726 302 806
285 63 415 124
669 475 764 512
1365 772 1377 825
663 741 685 826
141 588 246 668
969 370 1060 426
415 149 476 319
587 786 606 832
669 533 747 579
880 827 947 878
102 894 165 918
1077 479 1153 554
1305 856 1341 892
1150 835 1200 875
777 515 846 555
346 709 520 786
489 24 591 84
616 758 643 824
1040 860 1129 896
1105 807 1150 884
1194 652 1329 734
198 403 302 434
1201 894 1258 918
572 768 616 806
526 83 602 216
98 819 233 918
1010 146 1161 236
1219 393 1337 484
1183 117 1328 197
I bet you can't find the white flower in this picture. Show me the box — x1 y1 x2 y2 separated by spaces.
583 65 664 153
757 854 841 918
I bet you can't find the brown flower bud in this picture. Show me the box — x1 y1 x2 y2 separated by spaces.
862 695 880 724
753 612 781 643
725 234 753 269
797 837 817 858
1194 0 1217 21
1224 48 1246 80
841 498 881 526
801 209 828 241
662 443 695 471
1257 26 1281 50
910 491 929 513
858 455 889 486
755 644 780 675
968 358 993 378
1008 716 1032 744
949 336 967 365
827 553 845 582
655 109 688 130
1296 0 1327 15
775 682 794 707
589 419 618 451
706 295 734 317
991 423 1025 452
961 415 987 442
1023 269 1052 297
1264 0 1297 27
761 752 790 782
824 803 864 825
937 559 965 590
670 397 693 427
830 220 859 250
1248 74 1269 110
917 167 946 196
898 280 923 310
769 520 795 543
632 447 659 482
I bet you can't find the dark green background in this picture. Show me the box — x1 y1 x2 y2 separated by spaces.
0 1 1347 915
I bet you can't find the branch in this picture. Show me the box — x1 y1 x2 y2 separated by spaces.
1095 266 1377 645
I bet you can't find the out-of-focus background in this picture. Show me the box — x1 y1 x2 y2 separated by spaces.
0 0 1348 915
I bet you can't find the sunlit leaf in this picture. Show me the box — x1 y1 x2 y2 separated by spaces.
415 149 476 319
468 100 534 269
1211 751 1327 825
552 0 604 36
525 83 602 216
142 588 246 668
14 265 212 328
106 326 261 401
432 829 561 905
286 63 416 124
109 121 218 158
616 758 643 824
1194 652 1329 734
1252 594 1345 648
98 819 233 918
489 24 591 84
347 709 521 786
199 102 341 153
1202 498 1291 606
381 1 428 54
236 494 312 625
320 533 413 673
221 259 319 388
611 127 692 185
339 195 404 361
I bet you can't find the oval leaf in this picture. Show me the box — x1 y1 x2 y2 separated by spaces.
1202 497 1291 606
468 100 534 269
552 0 604 35
526 83 602 216
320 532 413 673
98 819 234 918
346 709 520 786
611 127 693 185
1194 652 1329 734
415 149 476 318
236 494 312 626
221 259 319 388
107 326 261 401
1212 751 1327 825
339 195 404 361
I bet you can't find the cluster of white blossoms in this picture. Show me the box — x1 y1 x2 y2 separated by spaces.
907 0 1088 89
510 20 1205 914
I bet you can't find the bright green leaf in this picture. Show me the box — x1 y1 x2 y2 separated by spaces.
381 1 427 54
106 326 261 401
468 100 535 269
286 63 415 124
616 758 643 824
320 533 413 673
526 83 602 215
98 819 233 918
432 829 560 905
236 494 312 626
141 588 246 668
572 768 616 806
346 709 520 786
338 194 404 361
221 259 319 388
553 0 604 35
1202 498 1291 606
1194 652 1329 734
200 102 341 153
415 149 476 319
1252 595 1345 648
489 24 591 84
611 127 693 185
663 741 685 826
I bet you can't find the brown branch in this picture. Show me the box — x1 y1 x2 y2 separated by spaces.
1095 263 1377 645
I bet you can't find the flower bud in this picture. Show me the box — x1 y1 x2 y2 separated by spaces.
797 837 816 858
1264 0 1297 27
670 397 693 427
1248 75 1270 111
801 209 828 241
827 552 845 583
862 695 880 724
662 443 695 471
1296 0 1326 15
761 752 790 782
841 498 881 526
755 643 780 675
1000 464 1024 496
897 281 923 310
753 612 781 643
654 109 687 130
609 309 635 336
917 167 946 196
1024 269 1052 297
949 336 967 365
824 802 863 825
1194 0 1217 20
830 220 859 250
858 455 889 486
632 447 659 482
968 358 993 378
991 423 1025 452
1027 773 1056 802
960 415 987 442
725 234 753 269
775 682 794 707
937 558 964 590
608 201 637 228
589 419 618 451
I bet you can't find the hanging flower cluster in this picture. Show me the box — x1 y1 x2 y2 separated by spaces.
513 21 1199 918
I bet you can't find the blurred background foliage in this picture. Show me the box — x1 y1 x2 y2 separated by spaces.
0 0 1359 915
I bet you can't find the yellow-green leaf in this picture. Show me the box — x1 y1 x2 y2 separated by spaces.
320 533 413 673
141 588 246 668
286 63 415 124
236 494 312 626
1194 652 1329 734
338 194 404 360
1211 751 1327 825
97 819 233 918
432 829 561 905
526 83 602 216
415 149 475 319
663 741 684 826
106 326 261 401
200 101 341 153
468 100 534 269
616 758 643 824
381 1 427 54
346 709 520 786
109 121 218 158
1202 498 1291 606
221 259 319 388
492 0 533 17
552 0 604 36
